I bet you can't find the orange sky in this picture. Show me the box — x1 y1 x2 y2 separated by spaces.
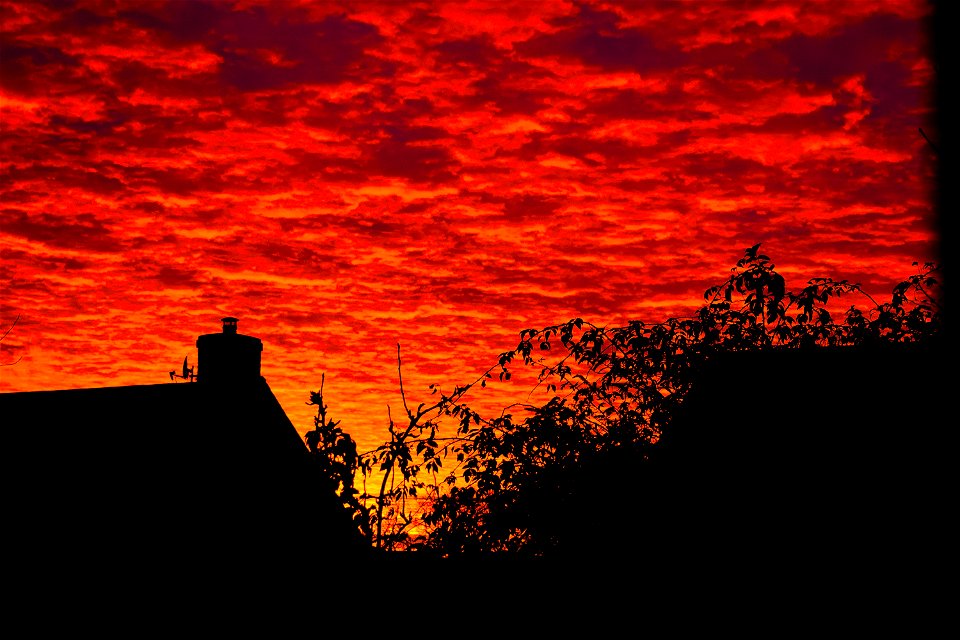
0 0 940 455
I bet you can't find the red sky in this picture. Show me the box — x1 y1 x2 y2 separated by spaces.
0 0 939 455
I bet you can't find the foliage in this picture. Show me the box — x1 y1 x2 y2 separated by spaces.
304 373 372 543
306 245 943 554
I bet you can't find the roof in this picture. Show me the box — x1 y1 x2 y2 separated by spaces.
3 376 367 566
5 376 307 474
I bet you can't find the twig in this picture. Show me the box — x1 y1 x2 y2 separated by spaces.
1 314 20 343
397 343 412 420
1 314 23 366
919 127 940 155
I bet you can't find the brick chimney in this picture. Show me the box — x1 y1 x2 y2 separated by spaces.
196 317 263 384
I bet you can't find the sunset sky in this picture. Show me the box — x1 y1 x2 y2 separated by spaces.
1 0 940 454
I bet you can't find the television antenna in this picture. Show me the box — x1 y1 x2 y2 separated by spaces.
169 355 196 382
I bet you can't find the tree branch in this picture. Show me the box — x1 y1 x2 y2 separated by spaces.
919 127 940 156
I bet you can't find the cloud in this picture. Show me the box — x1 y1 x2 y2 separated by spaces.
0 40 83 94
0 0 937 451
213 10 389 91
151 265 208 289
2 210 125 253
516 2 688 72
361 139 460 184
777 13 923 87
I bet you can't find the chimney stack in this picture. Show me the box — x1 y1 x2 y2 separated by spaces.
196 317 263 384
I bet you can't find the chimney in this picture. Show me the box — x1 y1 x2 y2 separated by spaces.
196 317 263 384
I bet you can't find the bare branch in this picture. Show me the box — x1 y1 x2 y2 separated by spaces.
1 314 20 343
919 127 940 156
397 342 412 420
1 314 23 366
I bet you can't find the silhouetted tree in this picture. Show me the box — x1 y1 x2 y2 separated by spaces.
310 245 943 554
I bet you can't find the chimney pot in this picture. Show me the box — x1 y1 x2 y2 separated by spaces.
222 317 239 335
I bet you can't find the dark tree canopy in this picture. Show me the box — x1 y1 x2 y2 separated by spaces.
304 244 944 557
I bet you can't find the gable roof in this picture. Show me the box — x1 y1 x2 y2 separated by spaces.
3 321 369 567
5 376 307 477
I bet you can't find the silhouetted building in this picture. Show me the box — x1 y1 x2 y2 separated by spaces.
3 318 365 570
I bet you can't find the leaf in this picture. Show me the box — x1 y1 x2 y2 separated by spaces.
771 273 785 301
